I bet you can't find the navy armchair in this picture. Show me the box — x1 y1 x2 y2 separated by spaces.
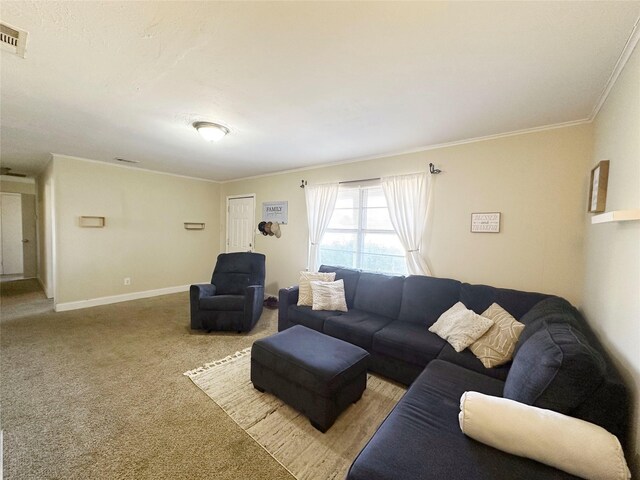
190 252 266 332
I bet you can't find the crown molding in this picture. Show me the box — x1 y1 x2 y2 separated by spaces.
221 118 590 184
49 153 221 184
589 15 640 121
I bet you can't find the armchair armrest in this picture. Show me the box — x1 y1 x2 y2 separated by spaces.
190 283 216 302
189 284 217 330
244 285 265 331
278 285 299 331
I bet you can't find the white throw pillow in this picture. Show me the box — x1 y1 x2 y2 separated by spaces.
429 302 493 352
297 271 336 307
459 391 630 480
469 303 525 368
310 279 348 312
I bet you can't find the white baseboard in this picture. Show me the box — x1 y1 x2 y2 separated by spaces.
54 284 196 312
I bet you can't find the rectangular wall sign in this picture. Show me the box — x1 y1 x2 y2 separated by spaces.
262 201 288 224
471 212 501 233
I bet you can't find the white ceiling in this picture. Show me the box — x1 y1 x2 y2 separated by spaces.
1 1 639 181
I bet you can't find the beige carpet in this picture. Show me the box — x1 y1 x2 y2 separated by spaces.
1 279 296 479
185 348 406 480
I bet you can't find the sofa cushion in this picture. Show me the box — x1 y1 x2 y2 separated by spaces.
319 265 361 308
297 271 336 306
347 360 575 480
199 295 245 311
429 302 494 352
469 303 525 368
515 297 584 354
353 272 404 319
504 322 607 414
437 344 510 381
287 305 343 332
323 310 394 350
372 322 446 367
459 283 549 319
311 279 348 312
397 275 461 326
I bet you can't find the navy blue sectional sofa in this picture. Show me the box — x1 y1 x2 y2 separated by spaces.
278 265 630 480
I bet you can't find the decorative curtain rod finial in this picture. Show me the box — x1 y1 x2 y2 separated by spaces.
300 179 307 188
429 163 442 175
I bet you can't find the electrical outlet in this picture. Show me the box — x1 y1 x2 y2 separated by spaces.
124 277 131 286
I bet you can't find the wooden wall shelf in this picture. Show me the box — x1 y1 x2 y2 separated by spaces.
184 222 205 230
79 216 105 228
591 209 640 224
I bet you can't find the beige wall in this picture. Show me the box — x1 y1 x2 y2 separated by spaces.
36 159 55 297
0 178 36 195
583 44 640 471
51 155 221 306
221 123 592 303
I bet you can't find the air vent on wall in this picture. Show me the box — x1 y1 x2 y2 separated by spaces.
1 23 27 58
114 157 140 164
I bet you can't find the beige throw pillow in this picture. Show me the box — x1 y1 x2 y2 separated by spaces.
429 302 494 352
469 303 525 368
297 271 336 307
310 279 348 312
459 391 631 480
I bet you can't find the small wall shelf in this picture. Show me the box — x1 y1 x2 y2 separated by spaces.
184 222 205 230
79 216 105 228
591 209 640 224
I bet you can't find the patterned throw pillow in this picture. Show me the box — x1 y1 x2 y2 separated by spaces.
297 271 336 307
429 302 494 352
310 279 348 312
470 303 525 368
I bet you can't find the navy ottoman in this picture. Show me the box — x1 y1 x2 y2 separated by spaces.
251 325 370 432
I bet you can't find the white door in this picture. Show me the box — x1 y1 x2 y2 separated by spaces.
0 193 24 275
227 195 255 252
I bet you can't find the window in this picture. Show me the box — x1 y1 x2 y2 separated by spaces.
319 184 407 275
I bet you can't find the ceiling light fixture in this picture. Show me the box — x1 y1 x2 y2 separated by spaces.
193 121 229 142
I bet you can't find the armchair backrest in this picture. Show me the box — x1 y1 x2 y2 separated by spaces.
211 252 266 295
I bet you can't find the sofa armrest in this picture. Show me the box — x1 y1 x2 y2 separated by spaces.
244 285 264 331
278 286 299 331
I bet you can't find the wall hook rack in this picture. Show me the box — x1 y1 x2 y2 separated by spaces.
300 179 307 188
429 163 442 175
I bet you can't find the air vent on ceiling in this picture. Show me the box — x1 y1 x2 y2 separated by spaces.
114 157 140 164
1 22 28 58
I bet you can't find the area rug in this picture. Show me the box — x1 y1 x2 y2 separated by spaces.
184 348 406 480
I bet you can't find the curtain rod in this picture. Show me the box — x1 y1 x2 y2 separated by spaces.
300 163 441 188
339 177 380 185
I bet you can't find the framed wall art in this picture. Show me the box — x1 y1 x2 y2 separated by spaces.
588 160 609 213
471 212 501 233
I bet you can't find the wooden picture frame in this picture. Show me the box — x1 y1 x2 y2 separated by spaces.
588 160 609 213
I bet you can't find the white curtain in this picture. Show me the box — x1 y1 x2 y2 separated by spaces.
382 172 432 276
305 183 339 272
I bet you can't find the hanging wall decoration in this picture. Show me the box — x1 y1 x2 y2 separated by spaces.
588 160 609 213
262 201 288 224
471 212 501 233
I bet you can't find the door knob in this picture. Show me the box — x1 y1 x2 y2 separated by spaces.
22 239 29 243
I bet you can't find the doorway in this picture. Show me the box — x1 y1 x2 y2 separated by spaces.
0 193 37 279
226 194 256 253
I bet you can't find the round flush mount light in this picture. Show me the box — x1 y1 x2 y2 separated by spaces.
193 121 230 142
